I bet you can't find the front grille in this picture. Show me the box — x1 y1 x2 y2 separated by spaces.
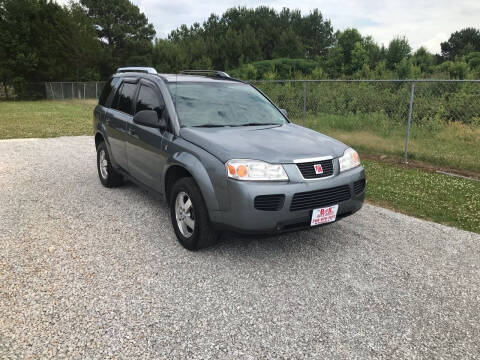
290 185 351 211
254 194 285 211
353 179 366 195
296 159 334 179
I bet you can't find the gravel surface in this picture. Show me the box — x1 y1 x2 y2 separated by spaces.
1 136 479 359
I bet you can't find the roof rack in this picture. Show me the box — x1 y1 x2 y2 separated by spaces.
116 67 158 75
181 70 231 78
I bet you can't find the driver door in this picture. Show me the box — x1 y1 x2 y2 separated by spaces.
126 80 167 192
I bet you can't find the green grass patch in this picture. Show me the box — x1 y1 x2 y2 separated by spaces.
363 159 480 233
0 100 95 139
303 113 480 173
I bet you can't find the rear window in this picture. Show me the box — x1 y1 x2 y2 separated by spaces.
98 77 119 106
112 82 137 115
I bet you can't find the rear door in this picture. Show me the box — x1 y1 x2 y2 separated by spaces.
95 77 119 125
126 80 167 192
106 80 138 170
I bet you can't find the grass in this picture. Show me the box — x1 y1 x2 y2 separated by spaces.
303 113 480 174
363 159 480 234
1 100 479 233
0 100 96 139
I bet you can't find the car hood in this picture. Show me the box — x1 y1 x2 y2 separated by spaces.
179 123 348 163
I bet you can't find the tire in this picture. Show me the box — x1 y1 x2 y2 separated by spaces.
169 177 218 250
96 141 123 188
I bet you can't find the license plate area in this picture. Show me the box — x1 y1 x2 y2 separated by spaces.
311 205 339 226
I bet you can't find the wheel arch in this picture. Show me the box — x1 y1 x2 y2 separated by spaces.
163 153 222 211
94 131 105 149
164 165 192 203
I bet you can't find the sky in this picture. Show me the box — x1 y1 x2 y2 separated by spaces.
65 0 480 53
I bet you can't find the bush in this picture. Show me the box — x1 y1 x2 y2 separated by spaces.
253 80 480 127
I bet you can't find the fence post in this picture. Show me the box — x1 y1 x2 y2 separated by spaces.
61 83 64 99
83 83 86 100
49 82 55 100
72 83 74 99
95 82 98 99
404 81 415 163
302 81 307 127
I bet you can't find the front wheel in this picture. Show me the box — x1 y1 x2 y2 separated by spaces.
169 177 218 250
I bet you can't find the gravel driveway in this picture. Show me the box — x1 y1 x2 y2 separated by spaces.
1 136 479 359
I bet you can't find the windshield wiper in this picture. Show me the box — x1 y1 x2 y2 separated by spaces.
191 122 281 128
191 124 227 128
232 122 281 127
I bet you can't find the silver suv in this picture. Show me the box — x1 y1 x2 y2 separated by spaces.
94 68 365 250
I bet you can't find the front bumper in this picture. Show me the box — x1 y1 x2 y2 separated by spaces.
209 164 365 234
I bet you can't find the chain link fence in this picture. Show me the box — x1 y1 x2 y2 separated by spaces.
45 82 107 100
251 80 480 173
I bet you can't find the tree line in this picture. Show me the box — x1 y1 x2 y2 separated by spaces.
1 0 480 89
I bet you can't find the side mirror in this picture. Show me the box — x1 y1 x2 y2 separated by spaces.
280 108 288 118
133 110 159 128
133 108 168 131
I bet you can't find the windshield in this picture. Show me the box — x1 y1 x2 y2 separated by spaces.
168 82 287 127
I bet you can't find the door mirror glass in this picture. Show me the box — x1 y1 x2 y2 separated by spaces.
280 108 288 118
133 110 160 128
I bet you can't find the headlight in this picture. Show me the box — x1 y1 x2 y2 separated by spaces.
339 148 360 172
226 159 289 181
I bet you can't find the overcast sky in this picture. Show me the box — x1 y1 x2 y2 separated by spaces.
70 0 480 53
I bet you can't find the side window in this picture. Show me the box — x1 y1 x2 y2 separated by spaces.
135 85 165 118
98 77 119 106
113 82 137 115
111 84 122 110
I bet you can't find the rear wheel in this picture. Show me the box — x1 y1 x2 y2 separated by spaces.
169 177 218 250
96 142 123 187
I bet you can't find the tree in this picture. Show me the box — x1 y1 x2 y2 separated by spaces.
362 36 383 68
374 60 388 78
323 44 344 78
80 0 155 77
161 6 334 71
337 28 363 71
0 0 39 89
299 9 334 58
0 0 100 91
386 36 411 69
436 60 469 79
441 28 480 59
152 39 185 73
465 52 480 70
350 42 369 74
450 61 469 79
396 58 420 79
411 47 434 73
65 3 102 80
272 29 305 58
